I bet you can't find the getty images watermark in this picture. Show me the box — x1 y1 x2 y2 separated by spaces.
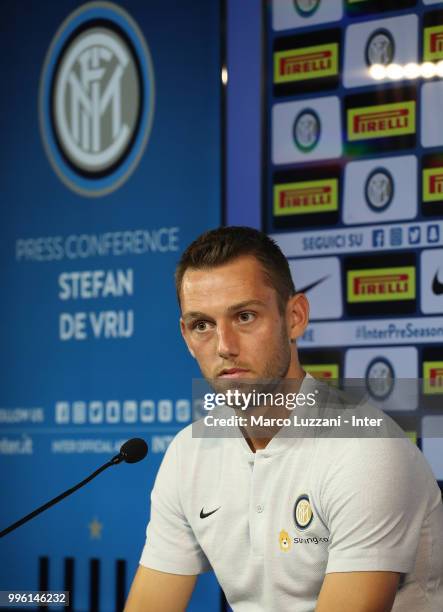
202 387 318 411
191 378 440 439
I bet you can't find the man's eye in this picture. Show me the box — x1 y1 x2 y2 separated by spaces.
238 312 255 323
193 321 210 332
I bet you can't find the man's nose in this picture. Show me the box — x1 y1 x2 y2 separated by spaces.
216 322 240 359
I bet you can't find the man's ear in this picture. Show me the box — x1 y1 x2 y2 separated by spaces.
286 293 309 342
180 318 196 358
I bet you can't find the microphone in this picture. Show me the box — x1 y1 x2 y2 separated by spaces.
111 437 148 464
0 438 148 539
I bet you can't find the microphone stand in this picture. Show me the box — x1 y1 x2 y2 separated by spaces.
0 453 123 539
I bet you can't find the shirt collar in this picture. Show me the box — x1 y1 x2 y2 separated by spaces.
234 372 323 458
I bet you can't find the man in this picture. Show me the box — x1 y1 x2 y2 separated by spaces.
125 226 443 611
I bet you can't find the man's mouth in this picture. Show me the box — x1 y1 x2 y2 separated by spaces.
218 368 250 378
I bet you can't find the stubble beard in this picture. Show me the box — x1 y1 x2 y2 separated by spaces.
204 319 293 399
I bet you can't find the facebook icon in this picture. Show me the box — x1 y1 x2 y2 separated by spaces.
372 229 385 248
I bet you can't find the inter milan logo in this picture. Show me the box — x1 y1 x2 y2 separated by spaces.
294 495 314 530
293 109 321 153
293 0 321 17
39 2 155 197
365 357 395 401
365 168 394 212
54 29 140 173
365 29 395 66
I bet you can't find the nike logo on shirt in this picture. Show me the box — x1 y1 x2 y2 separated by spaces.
200 507 220 519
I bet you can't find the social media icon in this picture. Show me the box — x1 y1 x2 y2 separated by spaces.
158 400 173 422
140 400 155 423
89 401 103 424
72 401 86 424
55 402 70 424
176 400 191 422
372 229 385 247
106 401 120 424
408 226 421 245
390 227 403 247
123 401 137 423
427 225 440 244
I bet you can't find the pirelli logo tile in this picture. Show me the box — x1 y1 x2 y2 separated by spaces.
423 361 443 395
422 348 443 403
272 167 341 230
347 101 416 141
343 89 417 156
301 349 342 385
273 29 340 96
424 25 443 61
344 254 417 317
422 156 443 216
304 364 339 382
423 167 443 202
347 266 416 303
274 44 338 84
274 179 338 216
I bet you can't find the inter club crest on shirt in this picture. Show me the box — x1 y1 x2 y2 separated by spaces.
294 495 314 530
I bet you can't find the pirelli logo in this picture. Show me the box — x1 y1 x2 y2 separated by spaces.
304 364 339 383
347 102 416 141
424 26 443 61
423 362 443 394
347 267 416 303
274 44 338 84
274 179 338 216
423 167 443 202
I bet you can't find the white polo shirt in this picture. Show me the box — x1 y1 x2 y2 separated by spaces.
140 376 443 611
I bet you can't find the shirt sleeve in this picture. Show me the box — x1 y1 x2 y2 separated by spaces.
139 431 211 575
319 436 438 574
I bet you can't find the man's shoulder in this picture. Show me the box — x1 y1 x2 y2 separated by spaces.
317 379 412 438
310 381 432 471
311 391 440 506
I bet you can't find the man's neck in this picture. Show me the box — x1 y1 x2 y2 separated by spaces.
241 368 306 453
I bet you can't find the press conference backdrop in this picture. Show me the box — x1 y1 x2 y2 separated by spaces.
264 0 443 489
0 1 221 610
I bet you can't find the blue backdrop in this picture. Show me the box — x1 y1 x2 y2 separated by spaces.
0 1 221 610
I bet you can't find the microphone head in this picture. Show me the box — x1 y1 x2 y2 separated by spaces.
119 438 148 463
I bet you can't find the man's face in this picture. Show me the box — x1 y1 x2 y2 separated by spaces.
179 255 295 392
